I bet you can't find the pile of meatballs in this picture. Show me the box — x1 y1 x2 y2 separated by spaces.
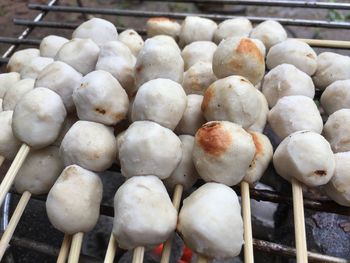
0 14 350 261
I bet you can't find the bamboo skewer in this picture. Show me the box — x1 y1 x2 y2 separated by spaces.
68 232 84 263
291 178 308 263
160 184 183 263
297 38 350 49
0 190 31 260
57 234 72 263
104 233 117 263
241 181 254 263
132 246 145 263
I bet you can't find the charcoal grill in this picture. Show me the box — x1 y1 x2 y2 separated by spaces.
0 1 350 262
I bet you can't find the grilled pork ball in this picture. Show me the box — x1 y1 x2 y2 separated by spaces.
0 72 20 99
135 38 184 87
72 17 118 46
73 70 129 126
273 130 335 187
119 121 182 179
39 35 69 58
14 146 63 195
323 109 350 153
251 38 266 57
320 80 350 115
268 95 323 139
56 38 100 75
313 52 350 90
266 39 317 76
178 183 243 259
7 48 40 73
12 88 66 149
95 41 136 96
46 165 102 234
151 35 181 53
20 56 53 79
60 120 117 172
181 41 217 70
262 64 315 108
202 76 262 129
179 16 217 46
248 90 269 133
118 29 144 56
250 20 287 50
131 78 187 130
214 18 252 44
0 99 2 112
35 61 82 113
324 152 350 206
213 37 265 85
146 17 181 39
175 94 206 136
0 111 21 160
164 135 199 190
3 78 34 111
193 121 255 186
113 176 177 249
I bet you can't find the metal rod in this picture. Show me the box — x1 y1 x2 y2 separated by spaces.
0 37 41 46
27 4 350 29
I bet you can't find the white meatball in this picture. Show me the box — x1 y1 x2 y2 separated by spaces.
201 76 262 129
72 17 118 46
113 176 176 249
262 64 315 108
213 37 265 85
14 146 63 195
150 35 181 53
268 95 322 139
131 78 186 130
46 165 102 234
164 135 199 190
0 111 21 160
250 20 287 50
0 99 2 112
251 38 266 57
248 90 269 133
3 78 34 111
115 130 126 166
73 70 129 126
181 41 217 70
0 72 20 98
40 35 69 58
178 183 243 259
320 80 350 115
175 94 205 136
244 132 273 185
273 131 335 187
12 88 67 149
266 39 317 76
20 56 53 79
60 120 117 172
324 152 350 206
35 61 82 113
182 62 217 95
146 17 181 39
313 52 350 90
56 38 100 75
135 38 184 87
119 121 182 179
7 48 40 73
214 18 252 44
323 109 350 153
179 16 217 46
193 121 255 186
118 29 144 56
96 41 136 96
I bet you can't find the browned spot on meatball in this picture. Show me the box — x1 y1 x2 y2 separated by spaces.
249 132 262 156
95 108 106 115
196 122 232 157
136 65 143 73
148 17 175 23
201 86 214 113
236 38 264 64
314 170 327 176
306 53 315 59
240 77 249 83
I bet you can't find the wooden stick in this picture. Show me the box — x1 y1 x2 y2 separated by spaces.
241 181 254 263
57 234 72 263
132 246 145 263
0 144 30 207
0 190 31 260
68 232 84 263
104 234 117 263
297 38 350 49
291 178 308 263
160 184 184 263
0 156 4 167
197 255 208 263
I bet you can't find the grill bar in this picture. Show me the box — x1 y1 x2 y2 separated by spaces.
0 37 41 46
28 4 350 29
